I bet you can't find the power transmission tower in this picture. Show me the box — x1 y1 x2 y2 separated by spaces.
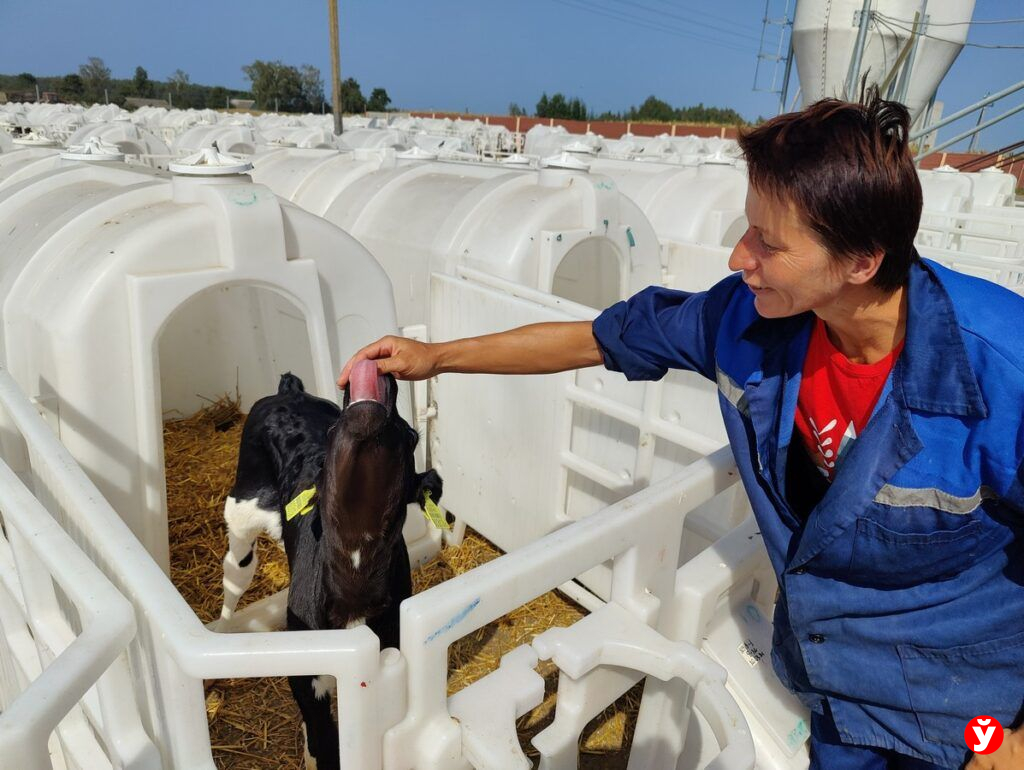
753 0 795 114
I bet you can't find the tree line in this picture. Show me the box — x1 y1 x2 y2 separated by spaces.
511 92 749 125
1 58 392 115
4 62 745 124
0 60 250 110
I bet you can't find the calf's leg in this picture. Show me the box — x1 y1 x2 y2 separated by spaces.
289 674 339 770
217 495 280 626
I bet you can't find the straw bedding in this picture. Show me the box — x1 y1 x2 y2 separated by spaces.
164 396 639 769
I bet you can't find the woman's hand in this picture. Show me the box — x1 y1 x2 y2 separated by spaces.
966 727 1024 770
337 336 441 388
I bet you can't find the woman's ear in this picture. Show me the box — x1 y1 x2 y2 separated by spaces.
846 249 885 286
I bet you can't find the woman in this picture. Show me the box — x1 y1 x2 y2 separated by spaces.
338 92 1024 770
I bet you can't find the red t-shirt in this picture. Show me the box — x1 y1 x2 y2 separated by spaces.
794 318 905 482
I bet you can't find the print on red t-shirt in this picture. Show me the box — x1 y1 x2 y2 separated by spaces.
794 319 904 481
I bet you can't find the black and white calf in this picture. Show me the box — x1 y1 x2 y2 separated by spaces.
218 363 442 770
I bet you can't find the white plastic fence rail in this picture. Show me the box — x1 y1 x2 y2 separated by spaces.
0 446 154 769
917 244 1024 292
0 367 398 770
916 207 1024 261
915 206 1024 291
388 440 753 769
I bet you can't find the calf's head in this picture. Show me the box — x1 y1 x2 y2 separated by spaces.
322 360 420 530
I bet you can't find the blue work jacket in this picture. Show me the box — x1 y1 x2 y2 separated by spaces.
592 258 1024 768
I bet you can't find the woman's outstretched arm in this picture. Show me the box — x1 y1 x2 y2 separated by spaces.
337 321 602 388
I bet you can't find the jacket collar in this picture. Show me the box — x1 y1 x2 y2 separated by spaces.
899 258 986 418
738 256 986 419
739 309 812 352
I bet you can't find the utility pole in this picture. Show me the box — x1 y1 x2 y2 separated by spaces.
328 0 343 135
967 94 990 153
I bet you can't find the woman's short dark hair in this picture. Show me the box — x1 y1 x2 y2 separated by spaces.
738 89 922 292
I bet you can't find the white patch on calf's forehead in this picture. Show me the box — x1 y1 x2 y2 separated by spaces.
349 549 360 569
223 496 282 543
311 675 335 700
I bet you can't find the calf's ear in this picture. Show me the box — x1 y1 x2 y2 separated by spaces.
409 469 443 508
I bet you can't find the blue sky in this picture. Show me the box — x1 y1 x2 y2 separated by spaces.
2 0 1022 152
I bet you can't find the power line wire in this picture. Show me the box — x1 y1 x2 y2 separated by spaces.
955 138 1024 170
873 13 1024 49
874 15 1024 27
867 14 904 86
552 0 751 52
995 151 1024 170
640 0 764 34
596 0 765 43
550 0 754 53
588 0 761 45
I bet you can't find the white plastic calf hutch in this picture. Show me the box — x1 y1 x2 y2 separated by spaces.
337 127 410 151
250 146 394 206
0 150 438 573
969 167 1018 208
0 147 62 192
171 124 263 157
64 122 172 168
253 149 663 328
258 125 340 150
0 140 136 196
588 154 749 292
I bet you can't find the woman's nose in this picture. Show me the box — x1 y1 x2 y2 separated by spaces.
728 231 758 273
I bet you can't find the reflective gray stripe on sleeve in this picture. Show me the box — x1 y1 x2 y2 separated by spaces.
716 367 749 416
873 484 999 514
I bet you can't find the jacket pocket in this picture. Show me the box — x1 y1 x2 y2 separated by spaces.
898 629 1024 748
847 515 984 588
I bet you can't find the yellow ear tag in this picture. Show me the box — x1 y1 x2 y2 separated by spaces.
422 490 450 531
285 486 317 521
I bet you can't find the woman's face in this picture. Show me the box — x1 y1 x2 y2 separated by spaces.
728 187 854 319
